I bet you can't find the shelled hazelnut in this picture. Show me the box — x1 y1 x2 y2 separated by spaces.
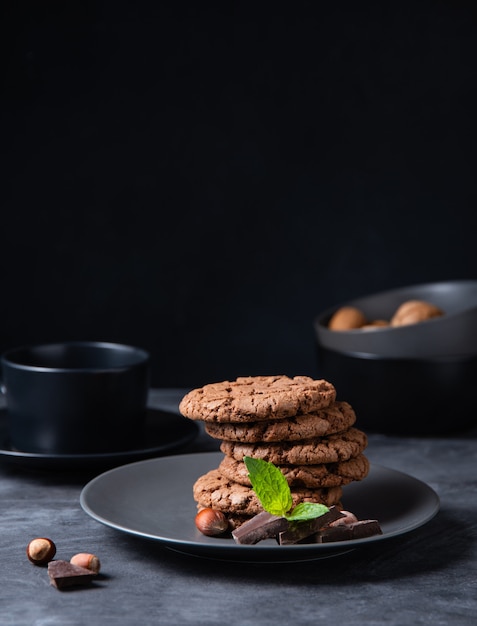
328 306 367 331
26 538 57 565
328 299 444 331
70 552 101 574
391 300 443 327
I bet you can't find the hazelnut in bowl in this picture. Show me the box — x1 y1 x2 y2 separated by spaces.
314 280 477 358
313 280 477 435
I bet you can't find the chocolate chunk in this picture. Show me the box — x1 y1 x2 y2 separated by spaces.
232 511 289 545
47 560 96 589
278 506 345 545
318 519 383 543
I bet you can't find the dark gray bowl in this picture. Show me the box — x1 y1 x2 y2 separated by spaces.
315 345 477 435
314 280 477 357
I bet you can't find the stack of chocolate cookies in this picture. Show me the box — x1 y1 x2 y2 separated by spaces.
179 375 369 529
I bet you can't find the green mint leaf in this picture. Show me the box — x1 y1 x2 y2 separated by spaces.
244 456 293 517
285 502 329 522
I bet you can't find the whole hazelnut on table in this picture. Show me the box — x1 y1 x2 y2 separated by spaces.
195 508 229 536
70 553 101 574
26 537 57 565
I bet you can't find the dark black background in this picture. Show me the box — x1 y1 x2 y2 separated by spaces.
1 1 476 388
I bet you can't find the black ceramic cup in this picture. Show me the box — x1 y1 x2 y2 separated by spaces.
0 341 150 454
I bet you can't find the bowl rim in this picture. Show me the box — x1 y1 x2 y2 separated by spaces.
314 279 477 358
315 278 477 333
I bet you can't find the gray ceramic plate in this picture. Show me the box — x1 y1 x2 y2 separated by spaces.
80 452 440 563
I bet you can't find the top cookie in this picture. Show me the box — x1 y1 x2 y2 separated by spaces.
179 375 336 423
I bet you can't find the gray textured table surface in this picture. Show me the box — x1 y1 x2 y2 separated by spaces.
1 389 476 626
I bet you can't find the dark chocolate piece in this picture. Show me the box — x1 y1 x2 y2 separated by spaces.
48 560 96 589
278 506 345 545
318 519 383 543
232 511 289 545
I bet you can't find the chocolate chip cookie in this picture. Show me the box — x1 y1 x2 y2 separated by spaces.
193 469 343 516
218 453 370 488
220 427 368 465
204 401 356 442
179 375 336 423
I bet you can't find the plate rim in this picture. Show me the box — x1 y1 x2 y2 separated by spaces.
80 451 440 561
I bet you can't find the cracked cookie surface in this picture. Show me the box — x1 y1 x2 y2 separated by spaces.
204 401 356 442
220 427 368 465
218 453 370 488
193 469 343 516
179 375 336 423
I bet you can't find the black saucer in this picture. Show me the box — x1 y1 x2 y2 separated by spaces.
0 408 199 471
